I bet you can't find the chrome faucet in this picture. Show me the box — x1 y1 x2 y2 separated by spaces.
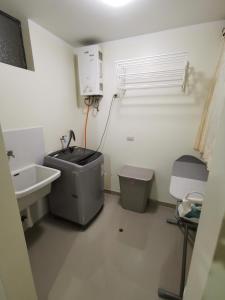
7 150 15 159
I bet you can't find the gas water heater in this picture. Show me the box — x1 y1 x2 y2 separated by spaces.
77 45 103 96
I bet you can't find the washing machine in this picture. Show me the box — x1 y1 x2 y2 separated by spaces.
44 147 104 226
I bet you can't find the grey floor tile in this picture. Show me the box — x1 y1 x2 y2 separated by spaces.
25 194 192 300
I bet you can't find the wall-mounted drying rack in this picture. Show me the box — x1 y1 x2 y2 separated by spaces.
116 52 189 97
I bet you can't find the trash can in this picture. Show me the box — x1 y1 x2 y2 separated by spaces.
118 165 154 213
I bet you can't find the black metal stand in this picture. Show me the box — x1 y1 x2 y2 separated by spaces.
158 222 189 300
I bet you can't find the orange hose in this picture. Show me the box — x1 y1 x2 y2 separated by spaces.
84 105 90 149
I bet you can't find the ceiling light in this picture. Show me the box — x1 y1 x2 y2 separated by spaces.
101 0 134 7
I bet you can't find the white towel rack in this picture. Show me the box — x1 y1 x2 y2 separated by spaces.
116 52 189 96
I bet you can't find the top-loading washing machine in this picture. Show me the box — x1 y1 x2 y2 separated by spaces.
44 147 104 226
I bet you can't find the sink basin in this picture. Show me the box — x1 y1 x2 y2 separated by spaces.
12 164 61 211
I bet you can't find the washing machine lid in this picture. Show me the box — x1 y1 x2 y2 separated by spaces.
48 147 102 165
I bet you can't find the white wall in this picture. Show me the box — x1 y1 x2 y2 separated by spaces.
0 19 224 206
184 74 225 300
0 20 82 154
0 20 84 222
79 21 225 204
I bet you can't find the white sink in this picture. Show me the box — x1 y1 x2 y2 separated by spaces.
12 164 61 211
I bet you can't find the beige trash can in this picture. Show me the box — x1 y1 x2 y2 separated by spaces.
118 165 154 213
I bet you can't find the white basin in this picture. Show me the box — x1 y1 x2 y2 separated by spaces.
12 164 61 211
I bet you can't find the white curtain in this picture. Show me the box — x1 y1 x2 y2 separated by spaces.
194 39 225 168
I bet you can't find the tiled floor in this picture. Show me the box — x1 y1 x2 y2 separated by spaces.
25 193 192 300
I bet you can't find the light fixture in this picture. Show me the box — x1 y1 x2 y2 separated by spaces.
101 0 133 7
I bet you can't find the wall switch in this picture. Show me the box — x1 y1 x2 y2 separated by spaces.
126 136 135 141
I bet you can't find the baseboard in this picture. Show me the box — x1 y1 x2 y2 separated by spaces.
150 199 176 209
104 189 176 209
104 189 120 196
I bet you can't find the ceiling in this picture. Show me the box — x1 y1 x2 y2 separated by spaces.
0 0 225 46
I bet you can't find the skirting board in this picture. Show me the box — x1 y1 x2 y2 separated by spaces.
104 189 176 209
